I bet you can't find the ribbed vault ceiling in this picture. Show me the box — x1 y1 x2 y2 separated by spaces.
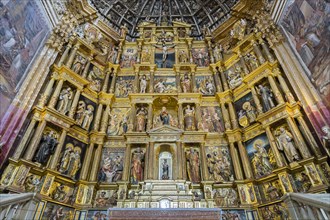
90 0 239 37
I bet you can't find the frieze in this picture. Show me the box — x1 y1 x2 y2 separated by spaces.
44 112 72 129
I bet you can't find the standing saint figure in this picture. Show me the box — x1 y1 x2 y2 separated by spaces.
159 106 170 125
57 87 73 115
68 147 82 179
59 143 74 173
184 105 196 131
136 107 147 132
186 147 201 183
276 127 300 163
82 105 94 130
257 84 275 112
34 131 58 165
162 159 169 180
139 75 148 93
131 147 145 184
181 73 191 93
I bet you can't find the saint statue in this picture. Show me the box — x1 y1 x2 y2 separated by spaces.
120 24 128 38
184 105 196 131
242 101 257 123
257 84 275 112
276 127 300 163
179 50 188 63
227 70 243 89
75 101 86 126
141 48 151 63
72 55 86 75
181 73 191 93
252 140 273 177
59 144 74 173
82 105 94 130
136 107 147 132
107 46 118 64
321 126 330 150
213 44 223 62
34 131 58 165
57 87 73 115
161 159 169 180
186 147 201 183
130 147 145 184
68 147 81 179
139 75 148 93
160 106 170 125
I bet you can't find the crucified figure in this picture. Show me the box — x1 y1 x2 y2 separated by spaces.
154 42 176 63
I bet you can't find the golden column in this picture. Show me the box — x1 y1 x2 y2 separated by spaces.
13 117 38 160
219 66 229 91
274 69 296 104
128 104 136 132
68 89 82 118
265 126 285 167
100 105 110 133
296 116 322 158
178 103 184 129
48 78 64 108
286 117 311 159
81 56 93 78
148 142 155 179
37 73 57 108
123 144 131 181
149 69 155 93
237 141 253 179
199 142 208 181
65 42 80 68
90 144 103 181
133 70 139 93
102 70 111 92
250 86 263 114
49 129 67 169
228 102 238 129
147 103 153 130
109 69 117 93
258 37 275 63
175 71 182 92
176 141 183 179
24 120 47 161
212 67 223 92
191 70 196 92
80 143 95 180
251 40 265 64
238 52 249 75
182 144 187 180
267 74 285 105
229 142 243 180
57 38 73 66
93 104 104 131
221 103 231 130
195 103 202 131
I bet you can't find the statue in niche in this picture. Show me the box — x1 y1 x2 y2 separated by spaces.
136 107 147 132
252 140 273 178
244 52 259 72
206 148 233 182
58 143 74 173
256 84 275 112
34 131 58 165
72 55 86 75
199 79 215 95
87 66 103 92
160 106 170 125
68 147 81 179
99 155 123 183
139 75 148 93
181 73 191 93
161 159 169 180
179 50 188 63
242 101 257 123
227 70 243 89
141 48 151 63
75 101 86 126
107 46 118 64
57 87 73 115
321 126 330 151
213 44 223 62
130 147 145 184
186 147 201 183
82 105 94 130
275 127 300 163
154 42 176 64
184 105 196 131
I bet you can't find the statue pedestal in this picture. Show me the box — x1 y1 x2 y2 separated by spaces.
108 208 222 220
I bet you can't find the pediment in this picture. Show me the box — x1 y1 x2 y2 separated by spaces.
148 125 183 134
